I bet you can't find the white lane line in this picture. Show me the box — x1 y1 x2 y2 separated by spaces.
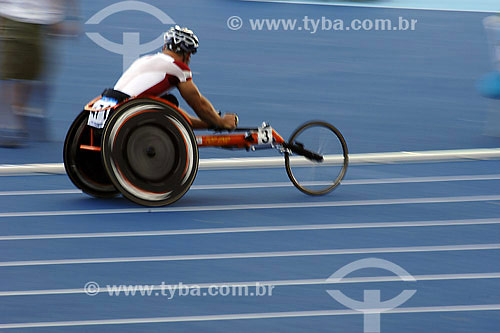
242 0 500 13
1 304 499 328
0 189 81 196
342 174 500 185
2 148 500 175
2 272 500 297
1 218 499 241
0 163 63 175
2 174 500 196
0 243 499 267
1 195 500 218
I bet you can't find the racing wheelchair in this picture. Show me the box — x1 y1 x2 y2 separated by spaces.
63 95 349 207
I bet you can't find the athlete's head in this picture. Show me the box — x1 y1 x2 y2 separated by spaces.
163 25 199 65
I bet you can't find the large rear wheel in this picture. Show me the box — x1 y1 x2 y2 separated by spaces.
101 99 199 207
63 111 119 198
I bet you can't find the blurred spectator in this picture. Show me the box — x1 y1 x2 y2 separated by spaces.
0 0 79 147
480 15 500 97
480 14 500 136
483 15 500 71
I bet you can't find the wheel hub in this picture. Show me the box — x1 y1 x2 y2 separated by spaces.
126 125 176 182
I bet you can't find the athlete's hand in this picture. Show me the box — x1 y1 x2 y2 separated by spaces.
221 113 238 130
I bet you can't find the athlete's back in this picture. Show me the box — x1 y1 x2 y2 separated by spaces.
114 53 192 97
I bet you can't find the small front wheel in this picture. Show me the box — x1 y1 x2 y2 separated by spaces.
284 121 348 195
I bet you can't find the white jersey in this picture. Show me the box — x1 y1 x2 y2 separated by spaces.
0 0 65 25
114 53 192 97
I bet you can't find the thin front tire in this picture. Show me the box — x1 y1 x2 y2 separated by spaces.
284 121 348 195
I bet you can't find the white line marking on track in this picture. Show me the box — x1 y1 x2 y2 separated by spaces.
1 195 500 218
242 0 500 13
1 272 499 297
1 218 499 241
2 148 500 175
342 174 500 185
2 174 500 196
0 189 81 196
0 243 499 267
1 304 499 328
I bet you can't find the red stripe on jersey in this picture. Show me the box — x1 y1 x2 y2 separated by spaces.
173 61 191 72
139 74 180 97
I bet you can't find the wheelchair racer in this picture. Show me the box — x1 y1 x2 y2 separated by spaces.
102 25 237 130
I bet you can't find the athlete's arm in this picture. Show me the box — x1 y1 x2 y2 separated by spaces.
177 80 236 130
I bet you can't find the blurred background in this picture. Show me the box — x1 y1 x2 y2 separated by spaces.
0 0 498 159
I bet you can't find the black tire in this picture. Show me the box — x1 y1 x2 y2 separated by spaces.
101 98 199 207
284 121 348 195
63 110 119 198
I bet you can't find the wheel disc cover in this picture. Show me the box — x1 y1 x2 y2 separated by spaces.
126 125 176 182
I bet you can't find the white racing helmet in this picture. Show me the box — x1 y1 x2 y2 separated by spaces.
163 25 199 55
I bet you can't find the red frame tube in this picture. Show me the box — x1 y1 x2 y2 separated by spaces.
196 129 285 149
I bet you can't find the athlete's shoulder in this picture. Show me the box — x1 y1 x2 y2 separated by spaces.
153 53 192 82
172 59 192 82
172 60 191 72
